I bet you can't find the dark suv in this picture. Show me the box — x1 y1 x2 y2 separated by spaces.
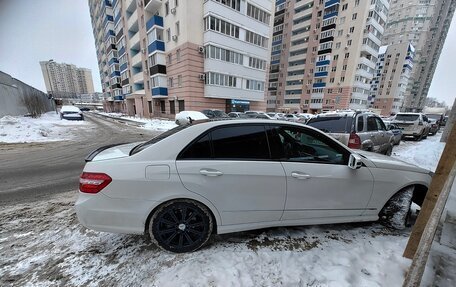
306 111 395 155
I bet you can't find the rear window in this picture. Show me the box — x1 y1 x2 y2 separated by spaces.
426 114 442 120
307 116 353 133
395 114 419 121
130 125 188 155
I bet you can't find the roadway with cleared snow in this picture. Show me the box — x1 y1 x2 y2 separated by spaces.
0 113 157 205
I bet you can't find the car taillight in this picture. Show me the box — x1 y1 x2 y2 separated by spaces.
79 172 112 193
348 132 361 149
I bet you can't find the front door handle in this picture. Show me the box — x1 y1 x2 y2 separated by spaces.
291 172 311 180
200 169 223 177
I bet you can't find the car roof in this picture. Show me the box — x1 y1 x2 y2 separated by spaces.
61 105 81 112
396 112 421 115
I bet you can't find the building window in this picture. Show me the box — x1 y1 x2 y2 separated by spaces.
165 1 169 15
245 79 265 91
168 77 173 87
205 72 237 88
248 57 267 70
175 21 180 35
344 53 350 58
176 49 181 61
352 13 357 20
166 28 171 42
178 100 185 112
169 100 175 114
167 53 172 64
213 0 240 11
174 0 178 7
178 75 182 87
247 3 270 24
245 30 268 48
160 100 166 113
205 45 244 65
204 15 240 39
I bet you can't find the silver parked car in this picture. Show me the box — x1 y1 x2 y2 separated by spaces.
392 113 430 141
76 120 431 253
307 111 395 155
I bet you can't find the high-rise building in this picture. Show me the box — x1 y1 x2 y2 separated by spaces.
382 0 456 112
89 0 273 117
39 60 95 98
370 42 415 116
266 0 389 113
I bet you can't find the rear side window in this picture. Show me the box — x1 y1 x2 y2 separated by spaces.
211 125 269 160
307 116 353 133
356 116 364 132
179 134 211 159
367 117 377 131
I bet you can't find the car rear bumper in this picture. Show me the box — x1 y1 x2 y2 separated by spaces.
75 192 158 234
62 115 84 120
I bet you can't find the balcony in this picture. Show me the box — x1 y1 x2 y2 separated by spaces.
148 40 165 55
114 95 125 101
316 60 330 66
121 78 129 86
129 31 140 46
120 62 128 71
108 57 119 66
152 87 168 97
104 30 115 41
110 71 120 77
314 71 328 78
114 13 121 25
132 71 144 83
103 15 114 27
312 82 326 88
361 44 378 57
323 11 338 20
118 46 126 56
325 0 340 7
131 52 142 67
149 64 167 76
145 0 163 13
310 102 323 109
146 15 164 32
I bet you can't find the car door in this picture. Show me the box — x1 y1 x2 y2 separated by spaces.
366 116 382 152
176 124 286 226
374 116 390 153
266 124 374 221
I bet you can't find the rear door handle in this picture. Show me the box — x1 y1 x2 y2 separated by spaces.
200 169 223 177
291 172 311 180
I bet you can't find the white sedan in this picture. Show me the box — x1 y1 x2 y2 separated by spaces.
76 120 432 253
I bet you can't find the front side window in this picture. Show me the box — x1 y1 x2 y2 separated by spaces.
367 117 378 131
375 117 386 131
211 125 269 160
267 125 348 164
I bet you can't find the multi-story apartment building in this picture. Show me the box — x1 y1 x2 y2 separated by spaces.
370 42 415 116
267 0 389 113
88 0 124 112
89 0 273 117
39 60 95 98
382 0 456 112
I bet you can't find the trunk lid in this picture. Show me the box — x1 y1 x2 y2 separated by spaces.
85 142 141 162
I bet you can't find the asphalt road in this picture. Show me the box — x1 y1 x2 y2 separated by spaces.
0 113 157 206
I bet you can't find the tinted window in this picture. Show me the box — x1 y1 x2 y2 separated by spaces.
422 115 428 122
211 125 269 160
395 114 419 121
367 117 377 131
307 116 353 133
179 134 211 159
357 116 364 132
267 125 348 164
375 118 386 131
131 125 188 155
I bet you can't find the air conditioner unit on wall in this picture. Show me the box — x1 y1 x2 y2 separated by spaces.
171 8 176 14
199 74 206 81
172 35 178 41
198 46 205 54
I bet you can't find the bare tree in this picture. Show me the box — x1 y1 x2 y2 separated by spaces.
21 90 47 118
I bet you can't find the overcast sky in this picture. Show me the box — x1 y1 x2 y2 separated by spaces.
0 0 455 106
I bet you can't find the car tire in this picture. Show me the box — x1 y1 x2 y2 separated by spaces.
149 200 213 253
379 186 414 230
385 144 393 156
175 120 180 125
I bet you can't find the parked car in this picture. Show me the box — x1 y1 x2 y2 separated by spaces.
283 114 302 122
175 111 208 125
392 113 430 141
76 119 431 253
307 111 395 155
201 109 228 119
383 121 402 145
255 113 274 119
425 113 444 127
244 111 263 118
266 112 285 120
428 118 439 136
79 107 91 112
227 112 246 118
60 105 84 121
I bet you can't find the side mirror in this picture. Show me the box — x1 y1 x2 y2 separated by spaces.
348 154 363 170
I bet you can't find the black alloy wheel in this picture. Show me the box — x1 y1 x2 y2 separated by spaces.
150 200 213 253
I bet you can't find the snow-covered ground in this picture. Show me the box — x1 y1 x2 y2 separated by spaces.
96 111 177 131
391 133 445 172
0 112 92 143
0 192 412 287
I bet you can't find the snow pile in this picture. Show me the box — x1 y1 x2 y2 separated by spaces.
0 112 91 143
392 133 445 171
96 111 177 131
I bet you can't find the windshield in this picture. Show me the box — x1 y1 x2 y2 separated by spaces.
426 114 442 120
307 116 353 133
395 114 420 121
130 124 188 155
213 110 227 117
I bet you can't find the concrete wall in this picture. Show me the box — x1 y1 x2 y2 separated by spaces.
0 71 53 117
